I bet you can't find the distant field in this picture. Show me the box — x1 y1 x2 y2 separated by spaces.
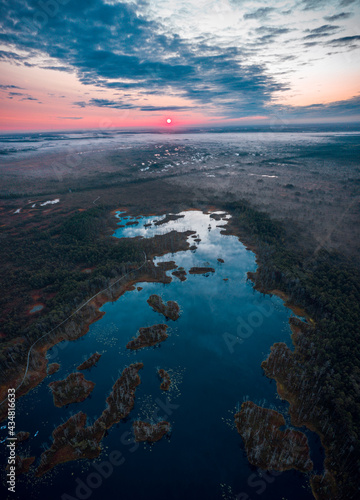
1 131 359 260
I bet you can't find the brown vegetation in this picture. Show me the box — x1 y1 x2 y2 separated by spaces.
36 363 143 476
147 294 180 321
235 401 313 472
77 352 101 370
126 324 168 350
48 372 95 407
133 421 171 442
158 368 171 391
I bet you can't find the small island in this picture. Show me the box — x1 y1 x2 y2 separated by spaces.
47 363 60 376
126 220 139 226
217 258 225 263
172 268 187 281
210 212 226 221
126 324 168 350
15 431 30 445
154 214 185 226
133 421 171 442
48 372 95 407
189 267 215 275
147 294 180 321
36 363 143 477
77 352 102 370
158 368 171 391
234 401 313 473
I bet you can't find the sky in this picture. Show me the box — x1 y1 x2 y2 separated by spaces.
0 0 359 131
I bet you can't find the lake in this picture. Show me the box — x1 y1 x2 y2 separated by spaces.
1 210 324 500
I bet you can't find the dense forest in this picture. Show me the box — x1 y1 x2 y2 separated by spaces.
223 200 360 499
0 206 185 383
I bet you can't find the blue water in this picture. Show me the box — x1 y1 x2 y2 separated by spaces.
0 211 324 500
29 305 44 314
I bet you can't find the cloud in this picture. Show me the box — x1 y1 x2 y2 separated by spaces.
0 0 359 123
57 116 83 119
305 24 340 34
139 105 194 111
88 98 136 109
253 26 291 44
79 99 195 112
301 0 330 10
303 24 341 40
0 0 283 117
283 95 360 118
339 0 355 6
41 66 73 72
324 12 353 21
326 35 360 46
244 7 275 20
0 50 25 61
0 84 23 90
73 101 87 108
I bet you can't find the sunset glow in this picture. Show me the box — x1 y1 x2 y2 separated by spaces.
0 0 359 131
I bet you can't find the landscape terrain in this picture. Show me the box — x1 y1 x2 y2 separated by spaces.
0 127 359 500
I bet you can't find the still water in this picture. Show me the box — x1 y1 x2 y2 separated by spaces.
0 211 323 500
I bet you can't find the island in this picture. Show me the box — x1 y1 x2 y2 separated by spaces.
210 212 226 221
48 372 95 407
47 363 60 375
172 268 187 281
133 421 171 442
36 363 143 477
154 214 185 226
126 324 168 350
158 368 171 391
189 267 215 274
15 431 30 445
77 352 102 370
234 401 313 473
154 260 177 272
217 258 225 263
147 294 180 321
126 220 139 226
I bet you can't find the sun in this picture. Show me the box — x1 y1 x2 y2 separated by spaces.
166 118 172 124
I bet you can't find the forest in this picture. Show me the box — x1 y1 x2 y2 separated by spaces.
223 200 360 499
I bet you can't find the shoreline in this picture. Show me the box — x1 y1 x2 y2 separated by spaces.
220 215 336 499
0 207 336 497
0 227 193 422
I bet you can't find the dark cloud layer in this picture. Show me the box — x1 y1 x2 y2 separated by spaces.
324 12 353 21
327 35 360 46
244 7 275 20
0 0 284 117
0 0 359 121
284 95 360 117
